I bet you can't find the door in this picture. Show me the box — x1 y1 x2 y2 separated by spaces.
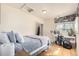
36 23 43 36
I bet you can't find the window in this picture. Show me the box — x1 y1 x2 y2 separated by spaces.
55 22 74 32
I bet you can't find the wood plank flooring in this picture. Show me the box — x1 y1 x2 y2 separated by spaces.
39 44 76 56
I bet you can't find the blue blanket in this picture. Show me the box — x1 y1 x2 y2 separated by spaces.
22 37 42 52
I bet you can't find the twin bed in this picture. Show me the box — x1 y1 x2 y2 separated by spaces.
14 35 51 56
0 31 51 56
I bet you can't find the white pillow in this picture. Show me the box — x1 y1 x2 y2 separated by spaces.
25 35 39 39
15 32 24 43
0 33 10 44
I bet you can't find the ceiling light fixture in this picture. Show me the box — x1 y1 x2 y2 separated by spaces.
42 10 47 14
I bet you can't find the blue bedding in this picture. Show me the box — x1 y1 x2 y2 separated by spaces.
14 36 51 55
22 37 42 52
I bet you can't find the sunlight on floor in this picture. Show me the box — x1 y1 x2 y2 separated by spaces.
39 44 76 56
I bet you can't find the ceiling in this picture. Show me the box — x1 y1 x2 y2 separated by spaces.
6 3 78 20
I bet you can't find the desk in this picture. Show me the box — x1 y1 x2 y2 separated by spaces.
55 35 76 48
64 36 76 48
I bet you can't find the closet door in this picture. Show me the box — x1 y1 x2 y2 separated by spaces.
40 24 43 36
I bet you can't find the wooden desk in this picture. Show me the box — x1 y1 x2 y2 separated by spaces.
15 50 30 56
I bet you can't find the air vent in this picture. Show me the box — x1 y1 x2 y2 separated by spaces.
21 4 34 13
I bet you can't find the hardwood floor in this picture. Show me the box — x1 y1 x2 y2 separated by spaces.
39 44 77 56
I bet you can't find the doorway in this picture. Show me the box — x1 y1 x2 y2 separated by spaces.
36 23 43 36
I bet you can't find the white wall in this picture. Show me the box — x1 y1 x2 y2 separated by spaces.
43 19 55 41
0 4 44 35
75 17 79 56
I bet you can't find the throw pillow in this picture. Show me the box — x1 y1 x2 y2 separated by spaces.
0 33 10 44
15 32 24 43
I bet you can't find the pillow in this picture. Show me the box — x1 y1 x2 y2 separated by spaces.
7 31 16 43
0 33 10 44
25 35 39 39
15 32 24 43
